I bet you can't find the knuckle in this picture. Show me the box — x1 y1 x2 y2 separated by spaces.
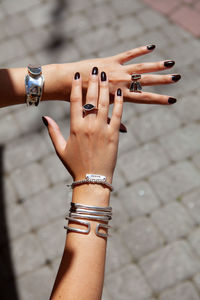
70 95 80 103
89 75 98 83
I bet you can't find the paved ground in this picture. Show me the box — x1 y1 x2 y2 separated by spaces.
0 0 200 299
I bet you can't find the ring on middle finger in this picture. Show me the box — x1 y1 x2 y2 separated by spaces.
82 103 98 116
130 74 142 93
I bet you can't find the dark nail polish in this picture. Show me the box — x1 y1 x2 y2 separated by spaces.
172 74 181 82
74 72 80 80
119 123 127 133
147 44 156 50
168 97 177 104
164 61 175 68
117 88 122 96
101 71 107 81
42 116 48 127
92 67 98 75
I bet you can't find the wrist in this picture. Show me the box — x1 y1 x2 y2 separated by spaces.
72 184 111 207
42 63 74 101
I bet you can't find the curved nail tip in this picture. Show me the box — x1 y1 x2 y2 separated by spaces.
147 44 156 50
164 60 175 68
92 66 98 75
119 123 127 133
172 75 181 82
101 71 107 81
117 88 122 96
42 116 48 127
74 72 80 80
168 97 177 104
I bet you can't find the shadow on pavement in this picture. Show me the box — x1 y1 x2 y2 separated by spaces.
46 0 71 51
0 146 19 300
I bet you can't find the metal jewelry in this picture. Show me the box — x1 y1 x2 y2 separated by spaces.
130 74 142 93
67 174 114 192
64 202 112 238
82 103 97 116
65 216 90 234
25 64 44 106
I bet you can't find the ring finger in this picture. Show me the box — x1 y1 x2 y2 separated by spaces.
124 73 181 87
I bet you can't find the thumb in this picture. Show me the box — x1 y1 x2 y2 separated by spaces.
42 116 66 156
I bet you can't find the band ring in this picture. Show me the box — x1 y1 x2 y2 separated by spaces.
130 74 142 93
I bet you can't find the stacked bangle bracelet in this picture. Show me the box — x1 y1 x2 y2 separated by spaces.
64 202 112 238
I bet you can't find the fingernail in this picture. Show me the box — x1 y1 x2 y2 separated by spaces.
147 44 156 50
117 88 122 96
119 123 127 133
42 116 48 127
92 66 98 75
74 72 80 80
172 74 181 82
101 71 107 81
168 97 177 104
164 61 175 68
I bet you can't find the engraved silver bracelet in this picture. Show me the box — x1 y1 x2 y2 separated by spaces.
67 174 114 192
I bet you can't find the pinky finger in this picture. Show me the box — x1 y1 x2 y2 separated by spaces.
123 89 177 105
110 88 123 131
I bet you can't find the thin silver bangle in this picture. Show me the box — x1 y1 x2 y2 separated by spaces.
65 216 91 234
69 212 112 222
70 208 112 217
71 202 112 212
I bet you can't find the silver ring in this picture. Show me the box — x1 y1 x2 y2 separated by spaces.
130 74 142 93
82 103 97 115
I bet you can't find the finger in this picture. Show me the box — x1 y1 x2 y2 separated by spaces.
110 88 123 131
97 71 109 123
125 60 175 74
70 72 83 129
123 74 181 86
123 89 177 105
86 67 99 108
114 45 156 64
42 116 66 156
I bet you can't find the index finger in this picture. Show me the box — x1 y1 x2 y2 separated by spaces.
114 45 156 64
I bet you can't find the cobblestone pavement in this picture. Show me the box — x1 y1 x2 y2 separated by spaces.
0 0 200 299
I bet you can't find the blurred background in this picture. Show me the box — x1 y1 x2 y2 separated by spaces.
0 0 200 299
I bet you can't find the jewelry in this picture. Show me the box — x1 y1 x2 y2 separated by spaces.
25 64 44 106
71 202 112 212
96 223 111 238
69 212 112 222
82 103 97 116
64 202 112 238
130 74 142 93
65 216 90 234
67 174 114 191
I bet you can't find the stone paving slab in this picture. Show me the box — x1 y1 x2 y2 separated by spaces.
0 0 200 299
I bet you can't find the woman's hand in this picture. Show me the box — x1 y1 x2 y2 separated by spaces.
60 44 180 105
43 67 123 184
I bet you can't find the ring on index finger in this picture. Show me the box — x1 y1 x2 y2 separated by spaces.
130 74 142 93
82 103 98 116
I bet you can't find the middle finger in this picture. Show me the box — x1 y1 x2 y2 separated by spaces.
86 67 99 109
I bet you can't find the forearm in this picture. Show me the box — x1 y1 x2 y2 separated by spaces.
0 63 77 108
50 185 110 300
